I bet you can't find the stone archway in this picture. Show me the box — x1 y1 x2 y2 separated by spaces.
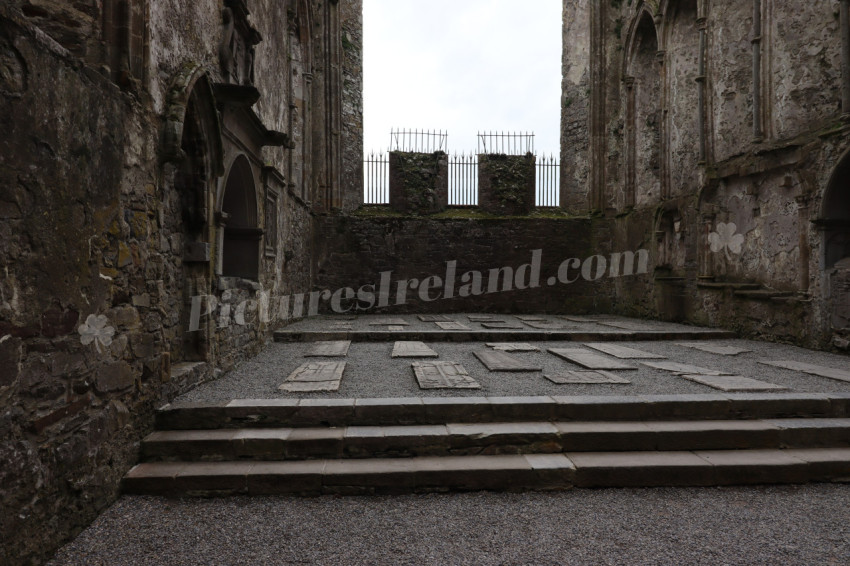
822 152 850 332
220 155 261 281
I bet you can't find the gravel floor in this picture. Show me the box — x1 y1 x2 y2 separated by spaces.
176 336 850 402
49 485 850 565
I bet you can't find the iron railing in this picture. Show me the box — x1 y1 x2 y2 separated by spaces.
449 152 478 206
477 131 535 155
536 153 560 208
364 150 389 204
390 129 448 153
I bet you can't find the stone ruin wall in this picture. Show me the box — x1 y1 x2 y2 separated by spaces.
0 1 362 562
562 0 850 350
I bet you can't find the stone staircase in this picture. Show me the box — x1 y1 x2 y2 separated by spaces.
124 394 850 495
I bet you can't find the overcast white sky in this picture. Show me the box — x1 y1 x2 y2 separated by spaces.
363 0 563 156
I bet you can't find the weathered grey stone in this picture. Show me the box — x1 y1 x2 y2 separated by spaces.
680 374 787 392
676 342 752 356
305 341 351 358
279 362 346 392
418 315 452 322
486 343 540 352
759 361 850 383
391 341 438 358
94 362 135 393
584 343 666 359
435 322 470 330
412 361 480 390
368 319 408 326
474 350 543 372
549 349 637 371
641 361 730 376
481 323 525 330
545 371 632 385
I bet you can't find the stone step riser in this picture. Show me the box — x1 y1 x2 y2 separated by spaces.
141 422 850 462
122 449 850 497
274 330 737 343
156 395 850 430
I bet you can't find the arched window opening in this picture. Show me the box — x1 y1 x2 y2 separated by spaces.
176 96 208 235
823 155 850 270
627 11 662 208
221 156 261 280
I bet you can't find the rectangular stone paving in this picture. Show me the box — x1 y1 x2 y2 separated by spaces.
418 315 453 322
369 319 409 326
759 361 850 383
392 341 439 358
549 349 637 370
517 316 546 321
584 343 666 359
597 321 658 331
305 341 351 357
523 322 571 330
279 362 346 392
481 322 525 329
677 342 752 356
474 350 543 372
680 374 787 392
412 361 481 390
641 361 731 376
435 321 470 331
468 315 495 321
545 371 632 385
486 343 540 352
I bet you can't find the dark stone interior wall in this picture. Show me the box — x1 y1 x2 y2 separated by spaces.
313 215 627 314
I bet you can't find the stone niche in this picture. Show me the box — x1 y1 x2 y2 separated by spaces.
478 153 536 216
389 151 449 215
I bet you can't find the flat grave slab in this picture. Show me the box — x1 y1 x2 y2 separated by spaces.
435 321 470 331
517 316 546 322
474 350 543 372
305 341 351 357
418 315 453 322
596 321 657 331
677 342 752 356
641 361 730 376
481 323 525 330
468 315 495 322
523 322 571 330
549 348 637 371
545 371 632 385
486 343 541 352
759 361 850 383
392 341 439 358
561 316 600 323
369 319 409 326
412 361 480 390
279 362 346 392
680 374 787 392
584 343 666 359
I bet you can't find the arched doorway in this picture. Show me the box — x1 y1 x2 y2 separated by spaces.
822 152 850 331
220 155 261 281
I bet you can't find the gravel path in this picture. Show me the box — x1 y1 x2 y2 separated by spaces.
49 485 850 565
176 337 850 402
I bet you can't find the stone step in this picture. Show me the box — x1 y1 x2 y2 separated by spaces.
123 448 850 496
141 419 850 462
273 329 737 343
156 394 850 430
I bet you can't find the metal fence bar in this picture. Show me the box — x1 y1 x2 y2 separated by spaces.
535 153 560 207
390 129 448 153
363 151 389 204
477 131 535 156
447 152 477 206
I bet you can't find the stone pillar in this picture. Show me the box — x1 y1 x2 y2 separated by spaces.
624 76 636 209
388 151 449 215
796 193 811 293
478 153 536 216
752 0 764 142
696 16 708 164
842 0 850 114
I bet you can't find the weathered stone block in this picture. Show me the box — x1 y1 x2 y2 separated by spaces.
94 362 134 393
389 151 448 215
477 153 535 216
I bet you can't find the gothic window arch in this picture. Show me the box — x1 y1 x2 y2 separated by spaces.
220 155 261 280
822 150 850 270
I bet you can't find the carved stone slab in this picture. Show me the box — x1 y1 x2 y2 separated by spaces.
369 319 409 326
677 342 752 356
561 316 598 323
419 315 452 322
596 320 657 330
641 361 730 376
759 361 850 383
545 371 632 385
486 343 540 352
279 362 345 392
305 341 351 357
523 321 570 330
584 343 666 359
392 341 439 358
548 349 637 370
436 321 470 330
681 374 787 392
517 316 546 321
474 350 543 372
412 361 480 389
481 322 524 329
468 315 495 321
